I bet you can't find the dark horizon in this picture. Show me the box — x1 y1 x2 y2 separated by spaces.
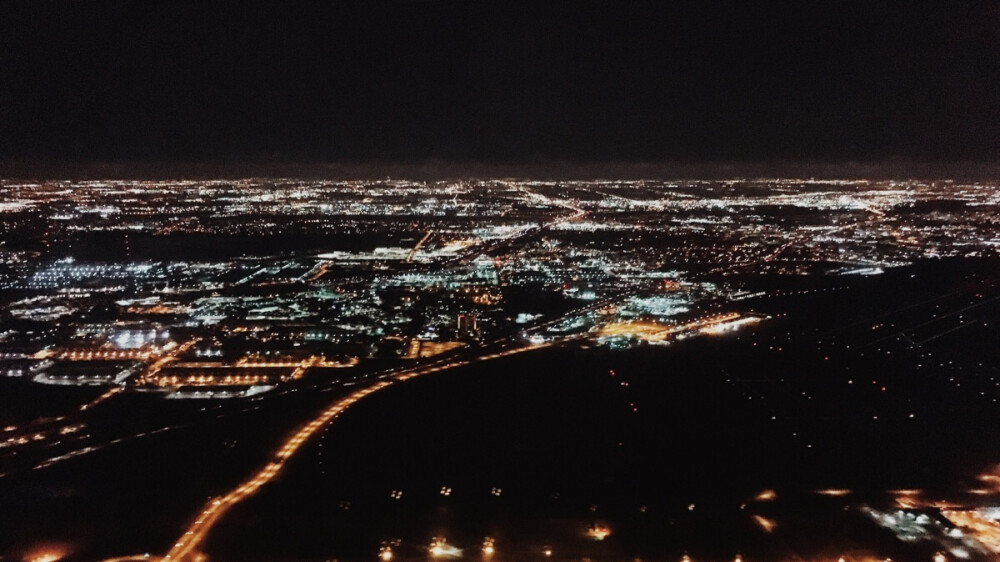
3 158 1000 182
2 1 999 166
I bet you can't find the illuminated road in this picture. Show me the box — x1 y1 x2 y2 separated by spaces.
117 293 615 561
79 386 122 411
448 186 587 266
152 340 552 562
406 230 433 262
138 338 201 385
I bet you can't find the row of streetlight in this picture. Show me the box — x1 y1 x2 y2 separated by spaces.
377 537 525 560
376 550 947 561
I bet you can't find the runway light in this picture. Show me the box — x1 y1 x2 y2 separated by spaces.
543 547 553 557
379 546 393 561
482 537 495 557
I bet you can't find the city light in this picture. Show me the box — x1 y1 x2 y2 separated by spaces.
429 538 460 558
752 515 777 533
755 489 777 501
587 523 611 540
2 177 999 562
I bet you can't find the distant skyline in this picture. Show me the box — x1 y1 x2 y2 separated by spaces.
2 1 998 165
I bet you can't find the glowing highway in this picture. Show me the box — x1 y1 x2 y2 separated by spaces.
149 340 552 562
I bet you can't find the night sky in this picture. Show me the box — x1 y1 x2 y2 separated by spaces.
2 1 998 165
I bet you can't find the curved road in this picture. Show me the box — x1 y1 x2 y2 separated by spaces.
109 339 554 562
